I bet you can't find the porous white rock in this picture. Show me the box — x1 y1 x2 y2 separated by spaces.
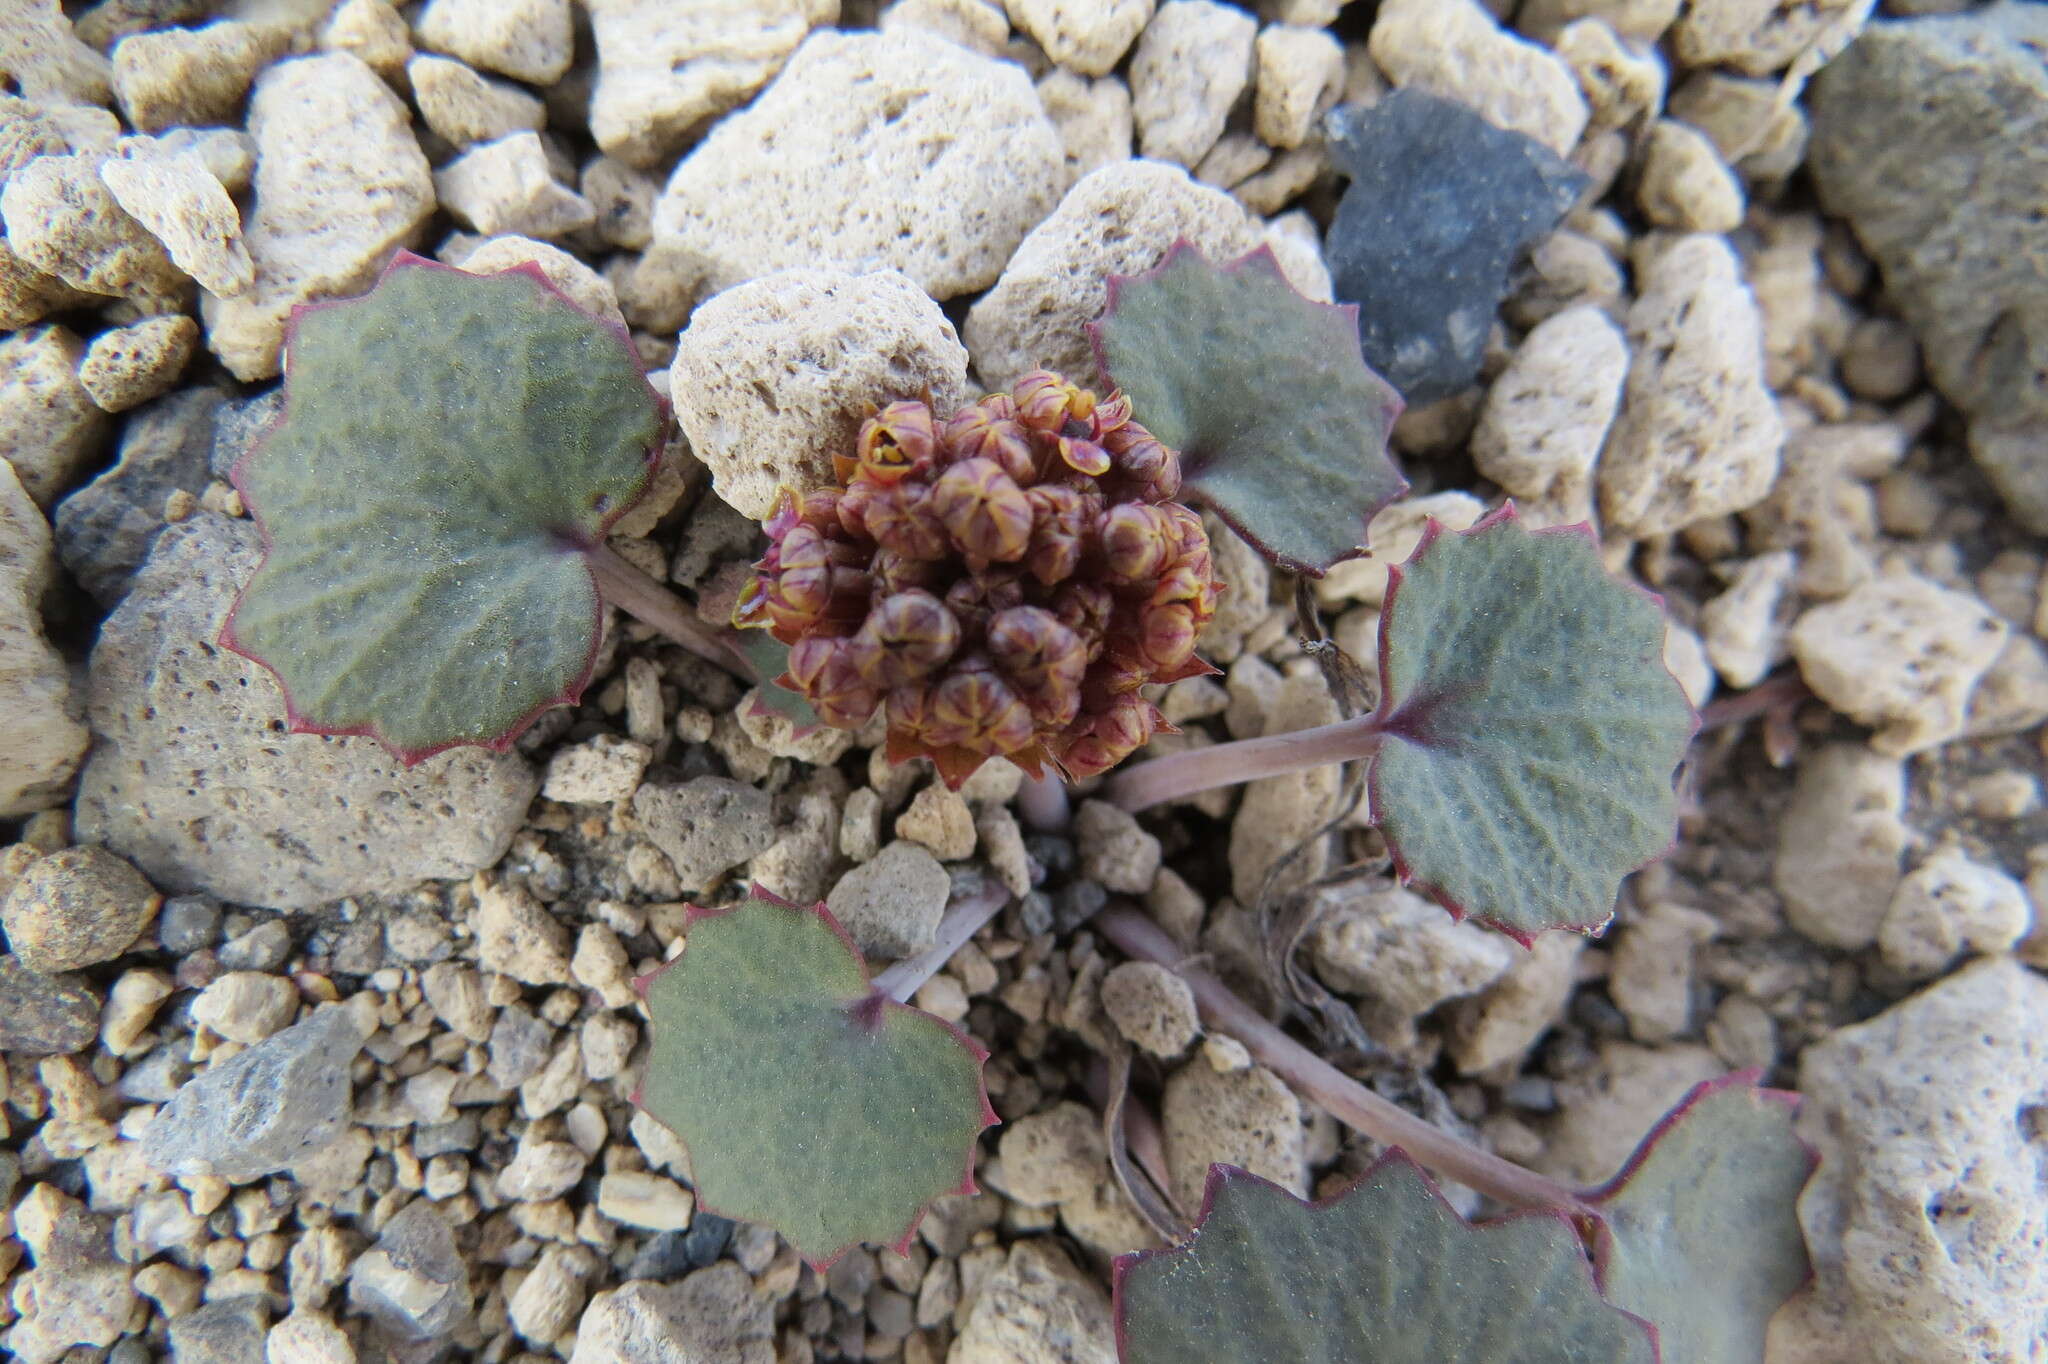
669 267 970 519
1772 742 1909 951
0 0 112 107
1370 0 1590 157
0 153 187 311
1608 900 1718 1043
406 54 546 149
434 132 595 240
413 0 572 85
109 20 288 133
0 466 88 816
1471 304 1627 528
1009 0 1154 76
879 0 1011 56
1876 848 2032 980
1129 1 1257 168
645 29 1062 313
1254 25 1345 150
1447 932 1583 1074
1312 491 1486 609
1307 883 1518 1047
1673 0 1872 78
540 734 650 805
448 235 626 330
1518 0 1681 44
997 1102 1108 1208
1037 70 1134 186
570 1265 774 1364
200 53 433 381
0 324 109 508
1636 119 1746 233
1101 962 1200 1058
318 0 412 81
1598 234 1784 537
1161 1060 1304 1211
97 148 254 297
1773 958 2048 1364
964 160 1263 391
583 0 835 169
1074 799 1160 895
77 314 198 413
1700 548 1796 689
72 517 537 910
952 1240 1115 1364
826 839 951 958
1555 18 1670 135
1790 572 2009 758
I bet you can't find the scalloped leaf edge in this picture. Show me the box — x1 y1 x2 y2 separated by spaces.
1085 238 1410 578
1366 501 1701 946
218 248 669 766
630 884 999 1270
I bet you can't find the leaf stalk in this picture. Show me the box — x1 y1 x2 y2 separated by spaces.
1103 714 1386 813
585 542 755 681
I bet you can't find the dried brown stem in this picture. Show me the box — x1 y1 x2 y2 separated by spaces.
585 542 752 680
1103 713 1385 814
1096 905 1597 1219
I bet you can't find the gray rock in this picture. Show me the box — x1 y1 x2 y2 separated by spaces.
216 918 290 972
825 839 950 958
570 1263 774 1364
53 385 224 607
632 777 778 894
1326 91 1586 405
156 893 222 953
116 1044 193 1103
72 516 539 910
168 1296 269 1364
487 1004 553 1089
1809 2 2048 531
347 1197 469 1342
0 955 101 1055
141 1006 365 1181
208 386 281 481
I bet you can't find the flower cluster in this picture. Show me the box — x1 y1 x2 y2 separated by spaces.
735 372 1225 787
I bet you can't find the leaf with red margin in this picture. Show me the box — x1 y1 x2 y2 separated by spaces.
1087 240 1407 577
1114 1152 1657 1364
1367 505 1697 942
222 251 664 763
1586 1072 1814 1364
633 887 996 1269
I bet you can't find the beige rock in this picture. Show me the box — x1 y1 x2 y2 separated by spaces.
0 487 88 813
1876 848 2031 980
827 839 951 958
102 967 173 1055
201 54 433 381
1254 26 1344 150
1673 0 1872 78
1307 882 1517 1046
879 0 1011 56
420 963 492 1043
1518 0 1681 43
1447 931 1583 1074
1074 799 1160 895
0 237 94 332
472 878 574 986
596 1170 695 1231
1774 959 2048 1364
1555 19 1669 135
318 0 412 81
1228 671 1340 901
1036 71 1134 187
580 156 660 251
670 267 969 519
1161 1059 1304 1211
633 776 779 894
750 783 841 904
509 1244 592 1346
1370 0 1590 157
997 1102 1108 1207
1700 548 1796 689
645 30 1062 310
76 314 197 413
897 783 978 862
97 148 253 298
952 1240 1115 1364
1504 229 1625 329
192 970 298 1043
7 1183 136 1363
1608 900 1718 1043
1008 0 1153 75
1772 743 1909 950
1667 71 1809 183
584 0 833 169
1471 305 1626 528
570 1266 775 1364
435 132 594 240
1790 572 2008 757
110 21 288 133
449 235 627 331
839 787 885 864
540 734 650 805
1540 1040 1722 1185
497 1134 588 1202
1313 491 1486 609
407 54 546 149
0 845 159 974
1637 119 1745 232
414 0 572 85
1598 234 1783 536
0 153 187 310
0 324 109 509
964 160 1262 389
0 0 112 106
1129 1 1257 167
266 1311 355 1364
1962 633 2048 740
1101 961 1199 1058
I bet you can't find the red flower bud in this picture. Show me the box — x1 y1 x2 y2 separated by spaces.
850 589 961 688
942 403 1038 486
927 660 1037 755
988 606 1086 727
1055 694 1161 780
784 635 881 729
944 569 1027 639
1109 427 1182 501
862 479 950 561
930 457 1033 568
1100 502 1176 587
1013 370 1095 432
1024 483 1097 587
841 399 935 485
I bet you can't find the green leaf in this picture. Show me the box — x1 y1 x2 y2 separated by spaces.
1115 1153 1656 1364
1588 1074 1813 1364
1367 505 1696 942
731 629 823 730
223 251 663 762
635 888 996 1268
1088 240 1407 577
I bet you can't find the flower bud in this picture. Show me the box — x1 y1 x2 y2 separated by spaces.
942 403 1037 486
862 479 950 561
930 457 1032 567
784 635 881 729
850 589 960 688
842 400 935 485
1050 580 1113 656
1099 503 1175 586
1109 427 1182 501
944 569 1027 639
1056 695 1161 780
988 606 1086 728
1013 370 1095 432
928 661 1037 755
1024 484 1095 586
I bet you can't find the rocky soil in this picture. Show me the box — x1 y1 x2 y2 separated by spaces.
2 0 2046 1362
